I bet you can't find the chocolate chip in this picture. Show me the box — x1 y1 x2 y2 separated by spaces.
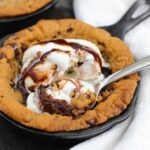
77 61 84 67
86 119 96 127
21 43 28 52
67 27 73 33
53 35 57 38
98 41 106 48
28 28 33 32
85 94 91 99
57 31 61 35
66 68 74 74
0 54 5 59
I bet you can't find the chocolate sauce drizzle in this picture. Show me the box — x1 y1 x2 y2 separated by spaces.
38 39 102 68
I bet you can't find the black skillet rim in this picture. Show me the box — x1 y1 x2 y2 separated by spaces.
0 0 59 23
0 34 140 141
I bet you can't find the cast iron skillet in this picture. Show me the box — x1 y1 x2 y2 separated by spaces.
0 0 58 35
0 0 149 144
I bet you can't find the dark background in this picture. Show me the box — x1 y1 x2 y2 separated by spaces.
0 1 75 150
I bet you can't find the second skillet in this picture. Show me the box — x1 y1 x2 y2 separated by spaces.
0 0 58 35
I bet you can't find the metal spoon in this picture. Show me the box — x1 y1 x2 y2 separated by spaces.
90 0 150 109
90 55 150 109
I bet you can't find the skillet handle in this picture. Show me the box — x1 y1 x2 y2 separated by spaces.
102 0 150 39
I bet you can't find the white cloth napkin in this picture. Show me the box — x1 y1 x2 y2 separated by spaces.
71 0 150 150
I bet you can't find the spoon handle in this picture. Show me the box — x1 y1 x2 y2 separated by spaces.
100 55 150 90
102 0 150 39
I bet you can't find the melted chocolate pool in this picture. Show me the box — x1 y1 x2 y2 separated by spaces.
16 78 29 99
38 86 74 116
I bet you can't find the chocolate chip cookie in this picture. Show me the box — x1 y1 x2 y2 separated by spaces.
0 19 140 132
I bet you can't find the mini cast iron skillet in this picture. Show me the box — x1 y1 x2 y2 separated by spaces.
0 0 149 144
0 0 58 35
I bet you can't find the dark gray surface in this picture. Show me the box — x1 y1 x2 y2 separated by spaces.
0 0 74 150
0 117 73 150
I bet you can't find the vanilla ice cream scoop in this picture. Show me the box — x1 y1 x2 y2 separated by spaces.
21 39 109 114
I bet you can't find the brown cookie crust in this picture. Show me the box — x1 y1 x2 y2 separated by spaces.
0 0 52 17
0 19 140 132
